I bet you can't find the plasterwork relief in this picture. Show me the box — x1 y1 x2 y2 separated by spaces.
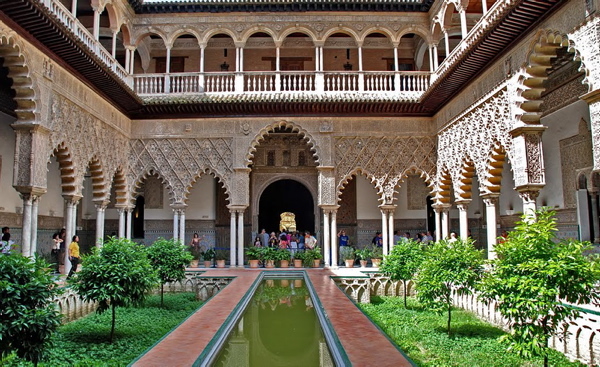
335 135 436 203
129 138 233 205
142 175 164 209
588 100 600 171
437 90 513 197
560 119 593 208
407 174 430 210
49 94 128 197
525 133 544 185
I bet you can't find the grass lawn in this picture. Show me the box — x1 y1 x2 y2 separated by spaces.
2 292 202 367
359 296 584 367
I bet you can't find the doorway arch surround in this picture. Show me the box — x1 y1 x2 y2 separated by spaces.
251 174 319 236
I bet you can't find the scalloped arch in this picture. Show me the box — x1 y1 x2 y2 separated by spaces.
110 167 129 207
0 33 39 124
336 167 382 205
480 142 508 196
131 168 176 206
183 167 231 205
51 143 77 197
434 168 453 205
86 155 108 202
252 174 317 213
517 30 589 125
245 120 321 166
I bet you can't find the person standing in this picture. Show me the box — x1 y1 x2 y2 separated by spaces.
2 226 10 242
337 230 349 266
393 230 402 246
67 235 81 279
371 231 383 248
51 233 63 273
260 229 269 247
304 231 317 250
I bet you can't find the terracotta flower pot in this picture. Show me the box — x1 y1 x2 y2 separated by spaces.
216 259 226 268
360 259 368 268
294 259 303 268
312 259 321 268
190 259 199 268
280 260 289 268
265 259 275 268
203 260 212 268
345 259 355 268
371 258 382 268
249 259 260 268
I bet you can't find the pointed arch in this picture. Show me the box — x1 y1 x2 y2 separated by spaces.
86 156 107 202
455 160 476 201
131 168 175 206
183 167 231 205
481 142 507 196
110 167 129 207
434 168 453 205
245 120 320 166
52 143 77 197
515 30 589 125
336 167 381 205
0 32 39 124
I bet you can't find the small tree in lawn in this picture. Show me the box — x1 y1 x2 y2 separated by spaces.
480 209 600 367
416 238 483 335
380 239 423 308
0 254 62 366
147 238 192 307
69 237 158 343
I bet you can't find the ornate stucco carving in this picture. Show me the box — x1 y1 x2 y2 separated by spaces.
335 135 437 203
48 94 129 199
128 138 233 205
437 89 513 199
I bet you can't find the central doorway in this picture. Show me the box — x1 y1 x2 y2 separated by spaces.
258 179 314 234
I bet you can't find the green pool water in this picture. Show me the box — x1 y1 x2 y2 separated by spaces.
212 278 334 366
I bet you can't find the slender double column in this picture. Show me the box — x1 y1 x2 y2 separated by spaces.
482 194 499 259
228 206 247 268
379 205 397 256
455 200 471 240
95 201 109 247
63 196 81 275
320 206 340 268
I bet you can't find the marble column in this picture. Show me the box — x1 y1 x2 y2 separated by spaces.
237 210 244 268
64 198 79 275
459 9 468 39
172 209 179 242
71 0 77 16
323 210 330 267
330 210 338 268
179 209 186 245
111 30 118 58
456 200 471 240
433 206 442 242
483 195 499 259
432 44 439 70
381 208 388 254
118 208 126 238
519 189 539 219
230 210 237 267
95 202 107 247
30 196 40 255
428 46 434 71
20 194 33 257
440 205 451 239
125 208 133 240
387 209 394 255
444 30 450 58
481 0 488 14
92 7 101 41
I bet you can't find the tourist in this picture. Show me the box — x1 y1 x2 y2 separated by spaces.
279 233 289 249
2 226 10 242
289 232 298 256
448 232 458 242
371 231 383 247
422 231 434 243
67 235 81 279
190 233 201 248
498 230 508 243
393 230 403 245
297 231 305 250
254 236 262 247
51 232 63 272
268 232 279 247
338 230 349 265
304 231 317 250
58 228 67 265
260 229 269 247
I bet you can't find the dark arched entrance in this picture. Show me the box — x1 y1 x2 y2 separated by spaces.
259 180 314 234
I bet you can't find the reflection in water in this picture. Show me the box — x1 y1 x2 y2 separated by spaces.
213 279 334 366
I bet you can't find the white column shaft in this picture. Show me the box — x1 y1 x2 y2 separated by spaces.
64 202 74 275
432 45 439 70
441 210 450 239
200 47 205 72
179 210 186 245
21 196 33 257
96 207 104 247
485 200 498 259
444 31 450 58
31 197 39 255
93 10 100 41
381 210 388 255
237 211 244 267
71 0 77 16
393 47 399 71
387 211 394 255
459 206 469 240
330 211 338 268
434 210 441 242
230 211 236 267
428 46 434 71
358 46 363 71
460 10 468 39
276 47 280 71
323 211 330 267
481 0 488 14
172 210 179 241
126 209 132 240
111 31 117 58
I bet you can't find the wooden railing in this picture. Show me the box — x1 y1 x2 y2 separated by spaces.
134 71 430 97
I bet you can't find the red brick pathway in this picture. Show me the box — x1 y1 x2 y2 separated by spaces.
132 268 413 366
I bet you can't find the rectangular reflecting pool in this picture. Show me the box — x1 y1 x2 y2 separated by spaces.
196 271 349 367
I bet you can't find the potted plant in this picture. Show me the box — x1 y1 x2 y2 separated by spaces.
262 247 277 268
245 246 263 268
305 247 323 268
293 251 305 268
215 249 229 268
371 246 383 268
355 246 372 268
340 246 355 268
202 247 215 268
188 245 202 268
275 248 291 268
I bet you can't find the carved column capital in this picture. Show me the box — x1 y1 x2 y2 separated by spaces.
516 187 540 204
455 199 471 211
379 204 397 215
481 194 499 207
